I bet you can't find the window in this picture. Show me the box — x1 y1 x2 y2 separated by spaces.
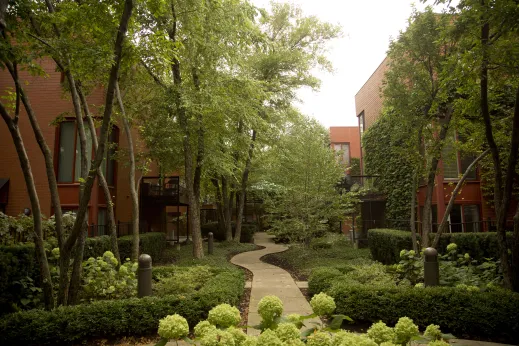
97 208 107 236
333 143 350 166
442 134 477 180
463 204 480 232
57 122 117 184
358 111 365 139
448 204 463 233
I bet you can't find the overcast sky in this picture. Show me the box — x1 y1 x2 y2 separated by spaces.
252 0 433 128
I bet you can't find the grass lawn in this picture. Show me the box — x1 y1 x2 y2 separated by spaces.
262 233 372 280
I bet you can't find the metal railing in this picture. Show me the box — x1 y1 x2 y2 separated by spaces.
88 221 150 238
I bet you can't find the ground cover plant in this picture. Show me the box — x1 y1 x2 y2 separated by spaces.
262 233 371 280
154 292 455 346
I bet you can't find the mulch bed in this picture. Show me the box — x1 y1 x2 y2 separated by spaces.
238 287 252 330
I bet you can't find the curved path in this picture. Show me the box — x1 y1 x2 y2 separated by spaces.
231 232 321 336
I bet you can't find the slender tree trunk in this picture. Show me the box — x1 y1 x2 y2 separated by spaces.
168 5 203 258
234 130 256 242
421 109 453 248
512 203 519 291
222 176 233 241
432 149 490 248
58 0 134 303
78 85 120 265
116 82 140 261
410 170 419 252
3 61 65 249
479 6 514 288
0 103 54 310
212 178 226 234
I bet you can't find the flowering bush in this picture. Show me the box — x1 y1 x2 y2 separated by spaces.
394 317 419 345
257 295 283 323
257 329 283 346
194 321 217 338
157 314 189 340
81 251 137 301
424 324 442 341
275 323 300 342
309 292 336 316
154 295 454 346
306 331 332 346
367 321 395 345
207 303 241 328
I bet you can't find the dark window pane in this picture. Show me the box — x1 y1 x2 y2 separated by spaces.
463 205 480 232
460 154 477 180
97 208 107 236
58 122 75 182
442 141 459 179
106 130 117 186
74 130 92 181
449 204 463 233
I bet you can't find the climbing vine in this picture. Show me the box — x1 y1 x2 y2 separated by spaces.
362 112 415 222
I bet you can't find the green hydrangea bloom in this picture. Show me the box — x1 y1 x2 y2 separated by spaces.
424 324 442 341
284 339 305 346
307 331 332 346
310 292 336 316
394 317 419 345
427 340 450 346
157 314 189 340
201 330 236 346
285 313 302 324
241 336 258 346
257 329 283 346
208 303 241 328
227 326 247 345
380 342 398 346
367 321 395 345
446 243 457 252
257 296 283 322
333 332 377 346
194 320 217 338
275 322 300 342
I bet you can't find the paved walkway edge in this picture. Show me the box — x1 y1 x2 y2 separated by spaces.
230 232 321 336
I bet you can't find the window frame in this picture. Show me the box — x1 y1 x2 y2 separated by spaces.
333 142 351 166
55 120 118 186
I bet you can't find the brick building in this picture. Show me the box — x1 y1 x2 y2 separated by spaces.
354 57 516 232
329 126 361 172
0 59 190 240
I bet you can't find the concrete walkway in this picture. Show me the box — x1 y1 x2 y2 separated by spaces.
230 232 321 336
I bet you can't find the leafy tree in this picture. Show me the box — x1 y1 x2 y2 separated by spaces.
253 114 344 243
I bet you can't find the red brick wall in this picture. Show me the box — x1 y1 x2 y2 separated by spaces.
329 126 361 159
354 57 389 131
0 58 159 224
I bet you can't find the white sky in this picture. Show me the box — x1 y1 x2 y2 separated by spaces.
252 0 433 128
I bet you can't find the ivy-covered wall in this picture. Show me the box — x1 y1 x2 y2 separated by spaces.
362 114 414 222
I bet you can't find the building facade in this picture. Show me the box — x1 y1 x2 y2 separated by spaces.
0 59 189 239
354 57 516 232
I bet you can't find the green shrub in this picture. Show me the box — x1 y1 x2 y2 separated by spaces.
327 284 519 344
308 267 343 294
201 222 257 243
368 229 512 264
118 232 166 260
0 244 39 315
153 265 216 296
0 270 244 346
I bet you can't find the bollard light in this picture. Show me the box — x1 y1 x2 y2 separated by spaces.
424 247 439 287
208 232 214 255
138 254 152 297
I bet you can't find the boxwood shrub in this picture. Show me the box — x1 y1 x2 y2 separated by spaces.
201 222 257 243
368 229 512 264
0 244 40 315
326 283 519 344
0 270 244 345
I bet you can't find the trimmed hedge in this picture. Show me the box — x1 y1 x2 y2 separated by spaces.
368 229 512 264
326 283 519 344
201 222 257 243
0 233 166 315
0 270 244 346
0 244 40 315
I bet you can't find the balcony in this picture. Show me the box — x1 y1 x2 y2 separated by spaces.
140 176 188 206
